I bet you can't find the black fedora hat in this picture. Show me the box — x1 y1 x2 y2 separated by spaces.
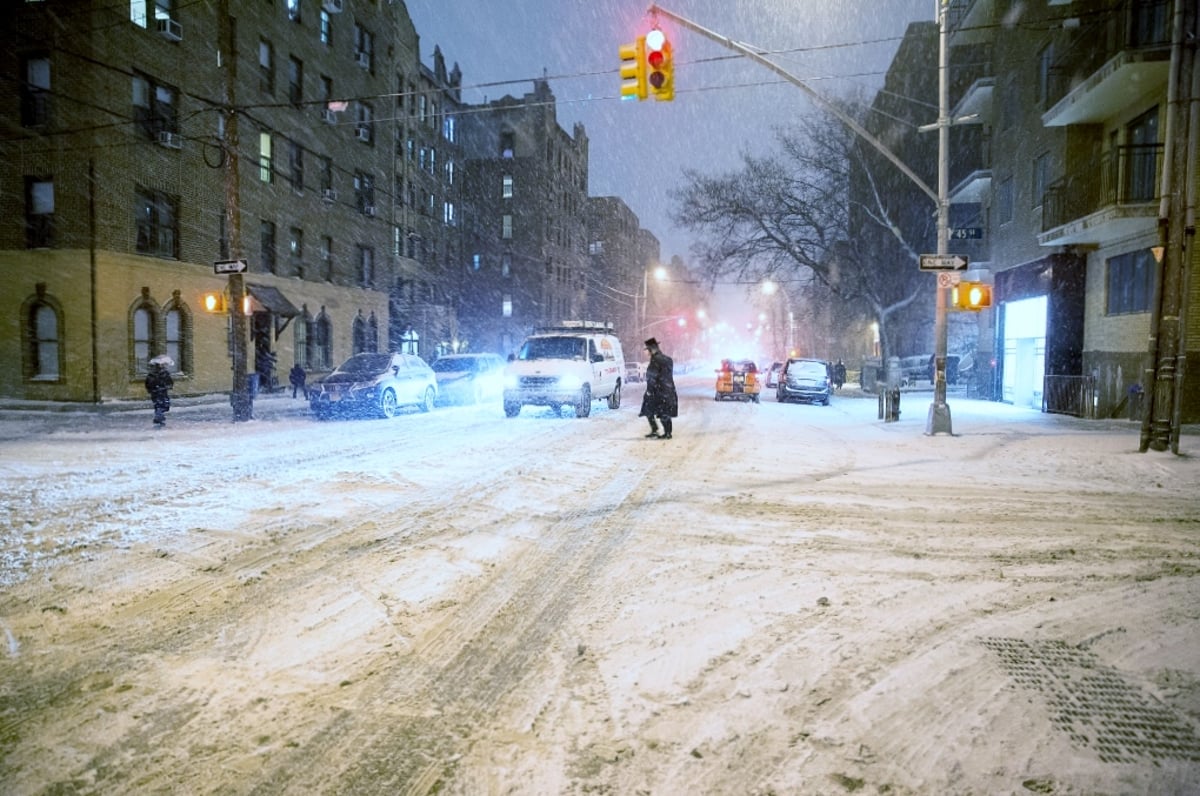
643 337 659 349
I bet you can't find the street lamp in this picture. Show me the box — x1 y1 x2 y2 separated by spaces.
639 265 668 331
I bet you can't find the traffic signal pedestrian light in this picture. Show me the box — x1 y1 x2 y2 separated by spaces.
952 281 992 311
645 28 674 101
619 37 647 101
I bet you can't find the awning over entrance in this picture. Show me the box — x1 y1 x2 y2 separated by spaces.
246 283 300 335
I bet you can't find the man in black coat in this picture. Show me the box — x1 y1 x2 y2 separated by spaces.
638 337 677 439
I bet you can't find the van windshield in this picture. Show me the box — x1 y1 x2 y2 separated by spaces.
518 336 587 361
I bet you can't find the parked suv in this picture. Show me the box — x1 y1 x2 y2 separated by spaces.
776 357 832 405
503 322 625 418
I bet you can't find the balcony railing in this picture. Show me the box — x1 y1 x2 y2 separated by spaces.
1042 143 1163 232
1046 0 1171 108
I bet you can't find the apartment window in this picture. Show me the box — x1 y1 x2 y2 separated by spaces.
132 73 177 138
21 55 50 127
1031 153 1048 208
261 221 276 273
471 253 481 271
443 202 455 225
25 177 54 248
24 291 61 381
501 215 513 239
1106 249 1154 316
500 131 514 158
288 140 303 191
356 102 374 144
445 159 455 186
418 95 427 123
320 156 333 191
289 226 303 260
259 131 273 183
357 246 374 287
1036 42 1053 106
353 24 373 71
502 175 513 199
259 39 274 93
295 312 310 369
354 172 375 214
320 10 331 45
130 0 148 26
288 56 303 106
164 304 184 374
1127 107 1160 202
320 236 332 280
502 293 512 318
443 114 456 143
135 187 178 258
501 253 511 278
997 176 1013 226
286 0 300 22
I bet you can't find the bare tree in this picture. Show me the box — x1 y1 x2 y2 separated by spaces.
672 108 933 362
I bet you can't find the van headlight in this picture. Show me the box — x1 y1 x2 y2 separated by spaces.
503 372 520 389
558 374 582 390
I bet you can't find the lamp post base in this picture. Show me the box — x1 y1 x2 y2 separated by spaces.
925 401 954 436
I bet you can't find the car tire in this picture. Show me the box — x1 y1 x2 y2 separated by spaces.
504 401 521 418
607 381 621 410
575 384 592 418
419 386 435 413
380 388 398 418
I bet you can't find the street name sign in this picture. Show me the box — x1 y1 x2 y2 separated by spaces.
950 227 983 240
214 259 248 274
919 254 969 271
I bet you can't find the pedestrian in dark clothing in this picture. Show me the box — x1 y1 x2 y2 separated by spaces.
289 363 307 399
144 362 174 426
639 337 678 439
833 359 846 391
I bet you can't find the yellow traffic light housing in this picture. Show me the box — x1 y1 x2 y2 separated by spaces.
645 28 674 102
951 281 992 311
619 37 647 101
202 291 225 313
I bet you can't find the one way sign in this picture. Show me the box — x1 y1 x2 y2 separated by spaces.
919 254 969 271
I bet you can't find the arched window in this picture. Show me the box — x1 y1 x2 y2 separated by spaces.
352 312 368 355
29 301 60 380
132 305 154 374
295 307 310 369
314 310 332 370
162 291 192 375
367 312 379 353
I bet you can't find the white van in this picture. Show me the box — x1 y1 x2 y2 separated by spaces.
503 322 625 418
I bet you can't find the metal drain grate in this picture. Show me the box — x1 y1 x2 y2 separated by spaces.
981 636 1200 763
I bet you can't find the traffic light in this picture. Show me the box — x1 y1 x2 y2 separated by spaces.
645 28 674 101
952 281 992 311
202 291 225 313
618 37 647 101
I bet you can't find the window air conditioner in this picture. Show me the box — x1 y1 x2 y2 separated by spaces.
320 108 336 124
157 131 183 149
322 0 344 12
363 205 377 217
321 188 338 203
355 126 371 143
156 17 183 42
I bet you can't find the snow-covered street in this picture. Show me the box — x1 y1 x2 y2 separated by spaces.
1 377 1198 794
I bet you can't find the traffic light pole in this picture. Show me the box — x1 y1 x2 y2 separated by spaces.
925 0 954 435
645 4 957 434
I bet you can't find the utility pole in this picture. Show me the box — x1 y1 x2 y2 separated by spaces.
219 0 253 421
1140 0 1196 454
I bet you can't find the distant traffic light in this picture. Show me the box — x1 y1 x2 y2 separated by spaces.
618 37 647 101
645 28 674 102
952 281 992 311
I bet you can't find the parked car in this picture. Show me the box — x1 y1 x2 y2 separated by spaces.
776 357 831 405
764 361 784 388
431 353 506 405
310 352 438 419
715 358 761 402
624 361 644 383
